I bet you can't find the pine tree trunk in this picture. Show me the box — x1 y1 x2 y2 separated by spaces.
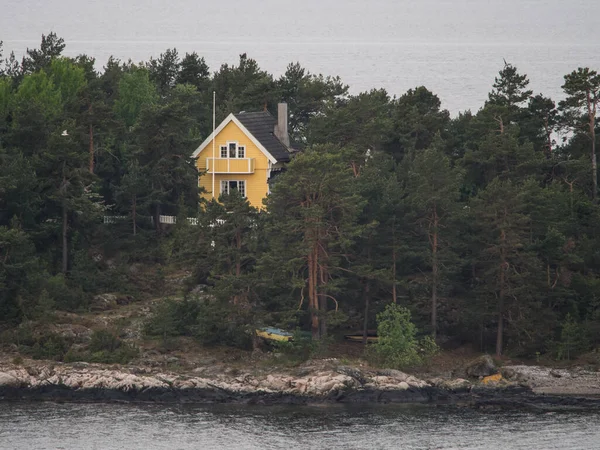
587 90 597 202
591 125 597 202
362 280 370 345
132 194 137 236
89 123 94 174
496 289 504 357
544 116 552 158
233 230 243 305
155 204 161 233
308 244 319 340
392 257 397 304
496 229 507 357
318 265 327 338
62 202 68 274
392 219 397 303
431 205 439 339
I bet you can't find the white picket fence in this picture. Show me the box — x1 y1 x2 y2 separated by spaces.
103 215 200 226
103 215 232 229
103 216 127 224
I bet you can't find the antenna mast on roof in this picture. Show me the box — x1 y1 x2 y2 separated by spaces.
212 91 216 199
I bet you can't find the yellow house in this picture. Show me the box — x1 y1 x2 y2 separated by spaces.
192 103 292 208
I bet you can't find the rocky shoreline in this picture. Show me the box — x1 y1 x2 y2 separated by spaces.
2 359 600 409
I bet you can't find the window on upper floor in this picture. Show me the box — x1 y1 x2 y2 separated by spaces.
218 142 246 158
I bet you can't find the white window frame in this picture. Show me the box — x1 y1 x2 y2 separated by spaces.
228 142 237 158
219 141 246 159
220 180 246 197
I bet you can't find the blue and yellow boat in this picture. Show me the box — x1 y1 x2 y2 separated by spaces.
256 327 294 342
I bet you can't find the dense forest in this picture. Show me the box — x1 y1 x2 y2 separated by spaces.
1 33 599 361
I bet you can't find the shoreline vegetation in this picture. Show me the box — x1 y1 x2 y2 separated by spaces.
2 33 600 407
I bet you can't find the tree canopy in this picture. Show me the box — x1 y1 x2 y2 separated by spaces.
1 33 600 360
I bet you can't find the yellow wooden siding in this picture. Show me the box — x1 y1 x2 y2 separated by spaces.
196 121 270 208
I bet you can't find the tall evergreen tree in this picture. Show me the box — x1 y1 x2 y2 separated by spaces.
264 145 365 339
406 136 464 338
470 179 541 356
559 68 600 202
22 32 66 74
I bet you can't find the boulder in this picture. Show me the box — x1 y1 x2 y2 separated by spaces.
465 355 497 378
443 378 471 390
91 294 118 311
377 369 409 382
264 374 290 391
397 381 410 390
336 366 368 385
116 295 135 306
500 367 516 380
0 372 21 387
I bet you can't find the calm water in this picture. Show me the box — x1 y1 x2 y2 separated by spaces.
2 0 600 114
0 402 599 449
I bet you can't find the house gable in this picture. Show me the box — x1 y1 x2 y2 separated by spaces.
192 113 278 164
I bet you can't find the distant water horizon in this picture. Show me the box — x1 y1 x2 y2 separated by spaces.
3 0 600 114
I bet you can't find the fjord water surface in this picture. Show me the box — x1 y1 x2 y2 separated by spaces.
1 402 599 449
3 0 600 114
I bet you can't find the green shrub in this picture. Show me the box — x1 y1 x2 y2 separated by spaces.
21 333 70 361
69 249 130 295
193 301 253 350
89 329 122 352
144 298 202 338
144 297 253 350
271 329 314 362
372 304 439 369
45 274 88 311
555 313 590 360
15 290 55 322
65 330 138 364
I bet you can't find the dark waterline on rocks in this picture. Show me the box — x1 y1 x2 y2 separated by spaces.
1 402 599 450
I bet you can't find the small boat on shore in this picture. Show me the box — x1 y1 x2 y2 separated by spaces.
256 327 294 342
344 331 378 343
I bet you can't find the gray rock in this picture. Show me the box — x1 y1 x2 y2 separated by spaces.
500 367 517 380
443 378 471 390
465 355 497 378
0 372 20 387
336 366 368 385
189 285 206 295
70 362 90 369
377 369 409 382
116 295 135 306
91 294 118 311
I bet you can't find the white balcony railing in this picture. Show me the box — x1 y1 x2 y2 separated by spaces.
206 158 255 174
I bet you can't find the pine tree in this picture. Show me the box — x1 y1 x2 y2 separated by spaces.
559 68 600 202
406 136 464 338
470 178 542 356
21 32 66 74
264 145 365 339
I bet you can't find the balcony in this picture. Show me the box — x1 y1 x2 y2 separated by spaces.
206 158 255 174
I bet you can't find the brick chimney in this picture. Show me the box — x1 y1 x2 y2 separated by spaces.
274 102 290 147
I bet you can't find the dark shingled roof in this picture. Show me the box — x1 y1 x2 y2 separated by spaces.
235 111 291 162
